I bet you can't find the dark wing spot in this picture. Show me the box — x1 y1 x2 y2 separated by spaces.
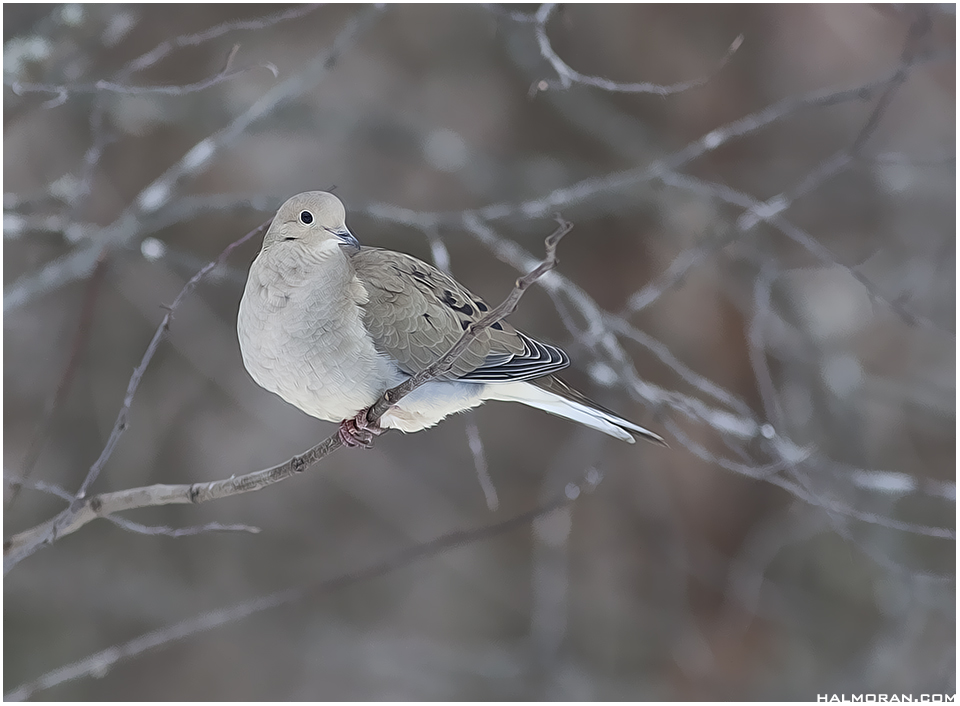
440 290 474 316
475 300 488 312
491 321 503 331
411 270 429 281
461 320 470 330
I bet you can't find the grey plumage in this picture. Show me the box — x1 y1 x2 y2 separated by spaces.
237 191 665 446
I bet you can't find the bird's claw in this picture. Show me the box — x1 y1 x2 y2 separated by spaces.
337 410 383 449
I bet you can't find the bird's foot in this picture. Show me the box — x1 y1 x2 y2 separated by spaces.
337 410 383 449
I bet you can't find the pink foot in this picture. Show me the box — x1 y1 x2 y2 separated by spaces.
337 409 384 449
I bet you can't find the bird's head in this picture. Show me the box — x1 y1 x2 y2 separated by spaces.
261 191 360 253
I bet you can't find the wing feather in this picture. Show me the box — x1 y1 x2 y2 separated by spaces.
350 248 569 382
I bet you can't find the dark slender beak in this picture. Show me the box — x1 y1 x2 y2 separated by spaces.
335 227 360 250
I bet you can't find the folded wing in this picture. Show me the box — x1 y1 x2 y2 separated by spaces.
351 248 569 382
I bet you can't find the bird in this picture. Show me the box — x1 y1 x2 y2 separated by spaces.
237 191 666 449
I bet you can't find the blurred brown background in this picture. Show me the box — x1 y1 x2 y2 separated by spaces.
4 4 955 700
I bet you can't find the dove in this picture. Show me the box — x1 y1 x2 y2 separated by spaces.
237 191 666 448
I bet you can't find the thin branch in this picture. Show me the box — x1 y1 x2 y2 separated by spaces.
65 100 113 225
122 4 322 76
746 262 786 430
3 213 79 238
8 45 278 99
3 217 572 572
850 10 931 156
845 467 956 501
531 3 742 95
4 476 260 539
465 416 499 511
104 517 261 539
622 224 737 314
604 314 755 420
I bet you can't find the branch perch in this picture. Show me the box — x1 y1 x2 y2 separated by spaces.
3 217 572 572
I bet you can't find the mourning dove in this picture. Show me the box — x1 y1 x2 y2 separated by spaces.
237 191 665 448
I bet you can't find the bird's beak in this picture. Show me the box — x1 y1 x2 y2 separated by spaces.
335 227 360 250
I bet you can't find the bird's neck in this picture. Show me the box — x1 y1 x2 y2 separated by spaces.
244 241 369 322
256 240 352 290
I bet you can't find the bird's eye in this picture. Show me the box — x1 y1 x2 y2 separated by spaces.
299 210 313 225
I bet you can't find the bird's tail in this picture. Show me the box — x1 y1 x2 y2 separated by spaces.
481 376 666 445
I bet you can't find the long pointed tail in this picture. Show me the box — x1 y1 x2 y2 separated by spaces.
482 377 667 446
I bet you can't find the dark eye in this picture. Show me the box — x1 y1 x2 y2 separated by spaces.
299 210 313 225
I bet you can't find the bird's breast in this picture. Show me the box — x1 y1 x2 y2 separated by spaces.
237 248 398 423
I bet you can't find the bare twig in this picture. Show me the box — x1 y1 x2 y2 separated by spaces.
4 476 260 539
121 4 321 76
746 262 786 430
622 224 737 314
465 416 499 511
67 101 112 223
103 517 260 539
8 45 278 98
531 3 742 95
3 217 572 572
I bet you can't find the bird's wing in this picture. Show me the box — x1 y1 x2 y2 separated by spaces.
350 248 569 381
